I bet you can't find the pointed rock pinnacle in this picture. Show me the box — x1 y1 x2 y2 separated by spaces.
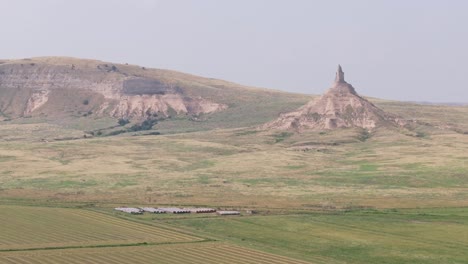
335 64 345 83
262 63 407 131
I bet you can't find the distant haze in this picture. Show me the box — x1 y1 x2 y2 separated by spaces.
1 0 467 102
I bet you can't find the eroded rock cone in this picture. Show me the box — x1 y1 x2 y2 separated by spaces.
263 65 405 131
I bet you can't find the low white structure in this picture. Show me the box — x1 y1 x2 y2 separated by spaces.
140 207 166 214
114 207 143 214
190 208 216 213
217 210 240 215
158 207 191 214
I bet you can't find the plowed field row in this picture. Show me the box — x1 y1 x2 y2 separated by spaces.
0 206 200 250
0 242 312 264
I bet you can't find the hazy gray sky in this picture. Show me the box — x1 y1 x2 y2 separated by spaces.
1 0 467 102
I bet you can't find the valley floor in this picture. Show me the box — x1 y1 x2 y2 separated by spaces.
0 118 467 263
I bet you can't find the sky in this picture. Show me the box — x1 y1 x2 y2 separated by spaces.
1 0 467 102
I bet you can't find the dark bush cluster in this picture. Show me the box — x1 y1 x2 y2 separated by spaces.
357 129 371 142
107 130 127 136
118 118 130 126
129 119 158 131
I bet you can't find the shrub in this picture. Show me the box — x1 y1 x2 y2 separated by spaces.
415 131 426 138
273 132 292 143
107 130 127 136
118 118 130 126
357 129 371 142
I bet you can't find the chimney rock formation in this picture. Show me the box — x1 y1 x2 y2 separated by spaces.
263 65 405 131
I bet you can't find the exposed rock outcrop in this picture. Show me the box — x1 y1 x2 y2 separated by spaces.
108 94 225 119
263 65 406 131
0 57 227 120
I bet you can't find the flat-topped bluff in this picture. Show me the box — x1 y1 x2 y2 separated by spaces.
0 57 233 120
263 65 406 131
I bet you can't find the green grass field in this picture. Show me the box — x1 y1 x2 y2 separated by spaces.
170 208 468 264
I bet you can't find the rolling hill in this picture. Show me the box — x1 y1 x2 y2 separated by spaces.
0 57 309 132
1 57 467 137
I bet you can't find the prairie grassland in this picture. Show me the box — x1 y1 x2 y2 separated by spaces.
171 208 468 264
375 100 468 132
0 121 467 209
0 205 201 250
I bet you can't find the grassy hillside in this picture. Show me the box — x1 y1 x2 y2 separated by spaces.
0 57 310 130
3 57 466 135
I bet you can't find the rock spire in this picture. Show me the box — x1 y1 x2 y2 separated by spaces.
335 64 345 83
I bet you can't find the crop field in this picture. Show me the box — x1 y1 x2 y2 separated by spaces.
0 205 315 263
0 205 200 250
0 242 311 264
172 208 468 264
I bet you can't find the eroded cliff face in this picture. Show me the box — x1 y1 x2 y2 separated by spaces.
263 65 406 131
108 94 226 119
0 58 227 120
24 89 50 115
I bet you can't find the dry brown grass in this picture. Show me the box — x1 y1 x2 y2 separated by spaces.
1 117 467 210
